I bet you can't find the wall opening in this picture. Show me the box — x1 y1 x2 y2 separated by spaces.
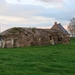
58 37 62 41
49 36 52 40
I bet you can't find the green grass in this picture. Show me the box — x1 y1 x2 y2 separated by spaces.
0 38 75 75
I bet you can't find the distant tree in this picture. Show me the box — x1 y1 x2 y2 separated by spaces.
68 18 75 37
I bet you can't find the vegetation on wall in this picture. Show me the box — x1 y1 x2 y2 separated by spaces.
31 27 36 33
9 27 24 34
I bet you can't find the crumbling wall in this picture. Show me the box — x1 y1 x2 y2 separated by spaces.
0 27 70 48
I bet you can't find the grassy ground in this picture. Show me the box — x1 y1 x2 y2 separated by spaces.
0 38 75 75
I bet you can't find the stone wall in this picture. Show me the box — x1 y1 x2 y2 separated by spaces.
0 27 70 48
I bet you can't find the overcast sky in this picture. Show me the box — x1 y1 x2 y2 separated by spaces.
0 0 75 31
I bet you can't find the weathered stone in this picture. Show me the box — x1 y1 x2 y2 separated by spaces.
0 27 70 48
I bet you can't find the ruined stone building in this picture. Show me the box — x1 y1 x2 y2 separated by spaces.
51 22 70 44
0 22 70 48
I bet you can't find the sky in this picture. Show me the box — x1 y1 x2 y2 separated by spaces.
0 0 75 32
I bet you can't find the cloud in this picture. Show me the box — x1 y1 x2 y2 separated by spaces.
0 13 68 28
0 13 56 28
0 0 6 3
0 0 9 15
17 0 22 2
0 0 73 21
0 15 26 22
64 25 68 30
0 0 74 31
6 0 64 9
37 0 64 3
37 26 52 29
0 23 12 32
16 0 64 3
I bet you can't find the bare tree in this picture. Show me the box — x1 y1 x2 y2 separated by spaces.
68 18 75 37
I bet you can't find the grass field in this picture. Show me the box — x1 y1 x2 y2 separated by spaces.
0 38 75 75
